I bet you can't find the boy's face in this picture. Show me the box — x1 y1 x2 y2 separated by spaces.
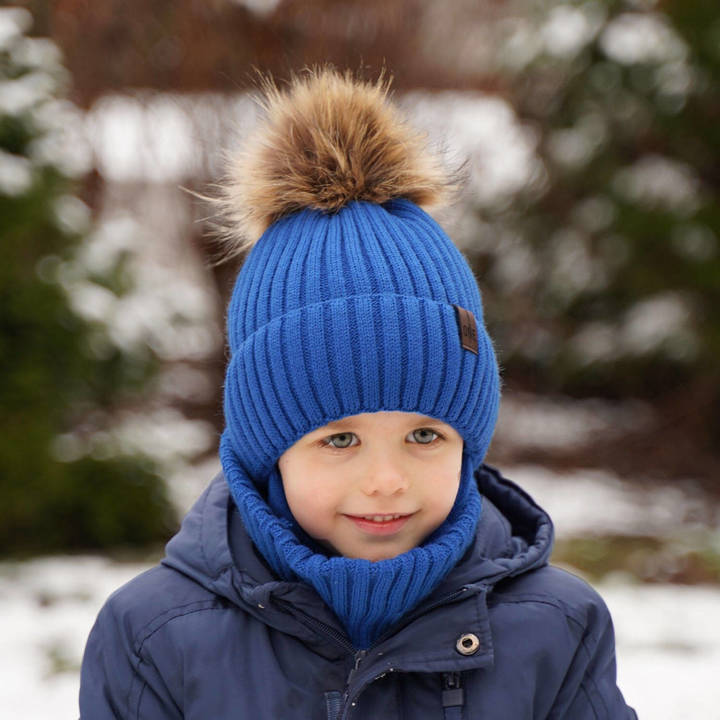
277 411 464 562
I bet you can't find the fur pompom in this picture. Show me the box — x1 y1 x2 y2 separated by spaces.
212 65 460 256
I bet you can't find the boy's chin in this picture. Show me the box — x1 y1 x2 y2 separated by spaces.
312 533 417 562
308 536 394 561
336 542 410 563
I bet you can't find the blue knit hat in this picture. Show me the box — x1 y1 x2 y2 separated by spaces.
219 66 500 485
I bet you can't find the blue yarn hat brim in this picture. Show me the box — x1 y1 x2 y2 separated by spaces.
224 291 498 481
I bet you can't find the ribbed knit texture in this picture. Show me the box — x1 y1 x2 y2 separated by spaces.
221 431 482 649
223 198 500 482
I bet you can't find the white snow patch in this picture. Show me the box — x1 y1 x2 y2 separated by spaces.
154 363 217 405
11 35 63 71
51 409 215 469
105 273 217 359
53 194 92 235
0 12 92 181
110 409 215 466
489 234 539 291
29 98 92 178
0 149 32 196
600 12 687 65
66 281 116 323
569 292 698 363
570 320 620 363
229 0 282 16
59 211 221 361
541 3 605 59
499 2 607 68
613 154 700 214
655 60 694 100
0 71 57 115
85 92 258 182
507 464 718 537
74 213 142 274
399 91 541 209
497 18 544 71
548 227 609 301
495 393 653 451
621 292 698 359
0 556 153 719
0 7 32 47
547 113 607 169
88 94 200 183
602 583 720 720
167 456 222 515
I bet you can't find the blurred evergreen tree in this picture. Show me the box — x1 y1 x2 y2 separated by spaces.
0 8 177 556
474 0 720 450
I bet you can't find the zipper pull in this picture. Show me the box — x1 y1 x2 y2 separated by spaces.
343 649 368 704
442 672 465 714
348 649 367 684
443 672 461 690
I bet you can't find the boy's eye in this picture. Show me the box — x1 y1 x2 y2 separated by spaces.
409 428 439 445
323 432 357 449
321 428 440 449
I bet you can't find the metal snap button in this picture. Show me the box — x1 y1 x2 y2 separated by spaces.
456 633 480 655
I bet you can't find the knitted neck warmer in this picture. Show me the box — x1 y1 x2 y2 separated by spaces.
220 430 482 650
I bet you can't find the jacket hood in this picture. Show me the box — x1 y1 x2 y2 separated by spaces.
161 464 554 651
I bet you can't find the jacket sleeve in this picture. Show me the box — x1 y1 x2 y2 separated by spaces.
547 587 638 720
79 598 182 720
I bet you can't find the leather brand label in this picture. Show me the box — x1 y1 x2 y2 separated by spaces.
453 305 478 355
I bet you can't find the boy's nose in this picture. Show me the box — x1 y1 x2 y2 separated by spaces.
359 456 410 496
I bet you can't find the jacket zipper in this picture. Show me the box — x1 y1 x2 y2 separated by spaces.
344 649 368 695
270 599 368 716
274 586 475 718
340 586 474 717
442 672 465 720
272 596 356 652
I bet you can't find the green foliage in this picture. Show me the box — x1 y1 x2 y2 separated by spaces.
2 455 177 556
0 9 176 556
472 0 720 439
553 531 720 585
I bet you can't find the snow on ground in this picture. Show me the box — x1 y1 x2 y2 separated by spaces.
1 553 718 717
602 582 720 720
0 556 151 719
508 463 718 537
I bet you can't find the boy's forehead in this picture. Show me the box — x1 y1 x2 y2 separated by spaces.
322 412 442 429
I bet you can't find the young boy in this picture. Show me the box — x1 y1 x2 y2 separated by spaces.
79 66 638 719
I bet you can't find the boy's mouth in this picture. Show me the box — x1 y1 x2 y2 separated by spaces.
343 513 415 536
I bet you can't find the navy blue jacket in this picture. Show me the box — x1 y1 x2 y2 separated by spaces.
80 465 638 719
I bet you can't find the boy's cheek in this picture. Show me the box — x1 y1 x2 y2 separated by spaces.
285 488 335 531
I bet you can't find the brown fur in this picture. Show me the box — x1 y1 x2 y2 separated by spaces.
208 65 460 257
